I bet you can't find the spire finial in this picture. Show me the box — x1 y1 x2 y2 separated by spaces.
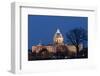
56 28 60 33
38 40 42 46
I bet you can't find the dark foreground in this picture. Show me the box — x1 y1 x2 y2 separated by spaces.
28 48 88 61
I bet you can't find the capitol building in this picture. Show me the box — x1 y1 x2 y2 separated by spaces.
32 29 83 57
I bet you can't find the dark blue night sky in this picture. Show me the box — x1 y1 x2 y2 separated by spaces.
28 15 88 49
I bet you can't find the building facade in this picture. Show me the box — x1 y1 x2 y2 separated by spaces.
32 29 83 55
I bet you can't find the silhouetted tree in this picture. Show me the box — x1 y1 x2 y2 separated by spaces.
66 27 87 56
38 48 49 59
78 47 88 58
